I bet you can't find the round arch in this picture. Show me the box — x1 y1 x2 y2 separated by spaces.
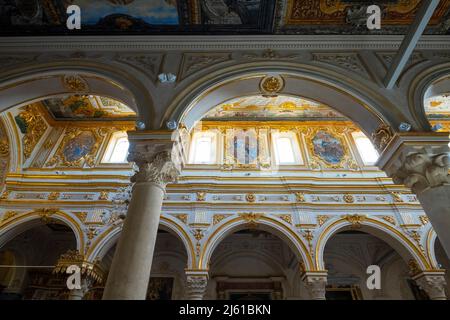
425 228 440 269
0 61 155 128
86 217 196 269
408 62 450 130
0 210 84 253
315 217 432 271
200 216 314 271
165 63 403 137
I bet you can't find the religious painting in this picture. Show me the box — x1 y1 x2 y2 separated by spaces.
0 0 180 33
62 131 96 163
0 0 276 34
146 277 174 300
228 129 258 166
312 130 345 165
200 0 263 25
42 95 136 121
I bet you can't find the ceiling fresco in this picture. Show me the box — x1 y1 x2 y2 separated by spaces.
203 95 346 120
0 0 275 35
40 95 136 121
424 94 450 120
1 0 449 35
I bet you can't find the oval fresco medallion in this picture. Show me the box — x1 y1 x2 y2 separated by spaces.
312 130 345 165
63 131 96 163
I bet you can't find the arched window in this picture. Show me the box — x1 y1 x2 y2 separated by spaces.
189 131 217 164
272 131 302 165
352 132 379 165
102 132 129 163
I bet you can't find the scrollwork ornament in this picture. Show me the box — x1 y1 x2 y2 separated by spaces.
371 124 394 153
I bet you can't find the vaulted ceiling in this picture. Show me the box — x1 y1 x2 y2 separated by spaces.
1 0 449 36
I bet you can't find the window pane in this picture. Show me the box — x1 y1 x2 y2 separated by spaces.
109 138 129 163
355 136 379 164
194 137 212 163
276 137 295 164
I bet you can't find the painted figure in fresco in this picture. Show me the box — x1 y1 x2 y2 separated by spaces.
0 0 43 26
202 0 260 25
312 131 345 164
63 131 96 163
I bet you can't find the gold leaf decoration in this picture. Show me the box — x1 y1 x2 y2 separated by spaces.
342 214 366 229
381 215 396 225
15 105 48 160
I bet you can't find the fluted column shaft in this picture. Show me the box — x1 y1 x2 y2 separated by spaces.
103 131 183 300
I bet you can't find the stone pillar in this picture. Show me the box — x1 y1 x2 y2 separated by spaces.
102 131 183 300
68 278 91 300
412 271 447 300
377 132 450 258
185 271 209 300
302 271 328 300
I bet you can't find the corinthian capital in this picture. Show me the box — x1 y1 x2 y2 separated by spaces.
413 271 447 300
127 130 183 188
391 152 449 194
185 271 208 300
302 271 328 300
377 133 450 194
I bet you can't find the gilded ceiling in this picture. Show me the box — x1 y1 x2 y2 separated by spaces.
203 95 346 120
40 95 136 121
1 0 449 35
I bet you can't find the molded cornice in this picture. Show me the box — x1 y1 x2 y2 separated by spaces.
0 35 450 51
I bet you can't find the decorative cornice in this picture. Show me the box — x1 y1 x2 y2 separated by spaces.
1 35 450 51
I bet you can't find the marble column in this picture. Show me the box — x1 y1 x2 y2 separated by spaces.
377 132 450 258
185 271 209 300
102 131 183 300
302 271 328 300
412 271 447 300
68 278 91 300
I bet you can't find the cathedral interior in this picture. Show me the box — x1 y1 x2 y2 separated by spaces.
0 0 450 301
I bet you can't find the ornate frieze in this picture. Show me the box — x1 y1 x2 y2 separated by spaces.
179 53 231 80
114 53 164 84
312 53 370 79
